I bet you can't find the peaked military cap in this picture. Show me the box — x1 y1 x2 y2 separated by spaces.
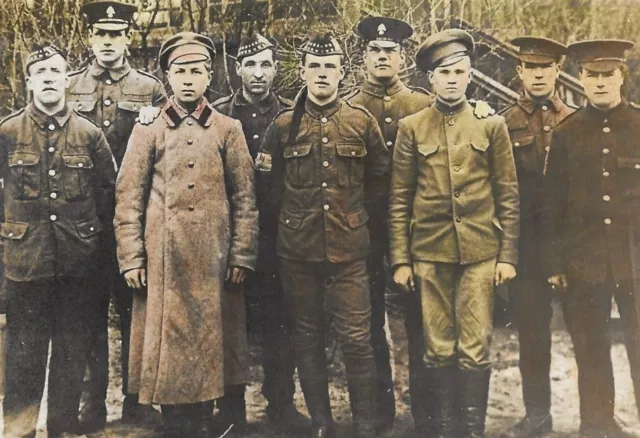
299 33 344 56
237 33 274 60
416 29 474 72
511 36 567 63
569 39 634 72
357 16 413 48
25 46 66 73
80 1 137 31
159 32 216 71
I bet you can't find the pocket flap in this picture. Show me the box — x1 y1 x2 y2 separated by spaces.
336 143 367 158
617 157 640 170
346 209 369 228
0 221 29 240
75 217 103 238
471 140 490 152
279 210 305 229
511 134 535 148
283 144 312 159
117 101 146 112
62 154 94 169
417 143 439 157
8 151 40 167
72 100 97 112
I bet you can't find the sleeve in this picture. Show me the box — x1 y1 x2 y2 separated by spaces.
225 120 259 271
542 130 569 276
364 115 391 209
152 80 168 107
90 130 117 221
489 119 520 265
113 124 155 274
388 119 418 267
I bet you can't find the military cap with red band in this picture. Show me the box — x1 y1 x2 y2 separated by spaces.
416 29 475 72
569 39 634 72
237 33 274 60
159 32 216 71
511 36 567 63
80 0 137 31
299 32 344 56
357 16 413 48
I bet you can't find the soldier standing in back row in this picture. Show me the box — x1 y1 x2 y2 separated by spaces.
500 37 574 438
213 33 307 433
66 1 166 432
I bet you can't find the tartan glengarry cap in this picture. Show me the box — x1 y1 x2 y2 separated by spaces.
416 29 475 72
357 16 413 48
25 46 66 73
159 32 216 71
237 34 274 60
80 1 137 31
511 36 567 63
569 39 635 72
299 33 344 57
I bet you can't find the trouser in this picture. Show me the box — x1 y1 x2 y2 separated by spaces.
279 258 377 430
4 277 96 437
562 272 640 429
510 267 554 418
413 258 496 369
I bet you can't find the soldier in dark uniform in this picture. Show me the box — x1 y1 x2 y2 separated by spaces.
500 37 574 438
256 33 390 438
66 1 167 432
545 39 640 438
389 30 519 438
0 46 117 438
212 34 307 432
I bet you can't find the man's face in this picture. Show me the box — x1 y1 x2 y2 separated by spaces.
26 54 69 106
516 61 559 99
300 54 345 100
579 67 624 109
167 61 212 105
89 28 131 65
236 49 276 96
363 43 404 80
428 56 472 102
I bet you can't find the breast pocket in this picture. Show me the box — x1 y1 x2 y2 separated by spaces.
116 101 148 137
417 143 439 163
61 154 94 201
283 144 314 188
70 99 98 119
8 151 41 200
511 133 538 173
336 143 367 187
617 156 640 199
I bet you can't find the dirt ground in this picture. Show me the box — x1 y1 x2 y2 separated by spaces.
14 300 640 438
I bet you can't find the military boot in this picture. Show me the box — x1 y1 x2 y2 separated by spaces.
76 397 107 434
427 366 456 438
347 372 378 438
122 393 162 425
299 374 335 438
212 384 247 436
458 368 491 438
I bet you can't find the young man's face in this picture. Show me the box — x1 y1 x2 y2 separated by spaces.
428 56 472 103
167 61 212 105
300 54 345 101
579 67 624 110
26 54 69 107
516 61 559 99
363 43 404 81
236 49 276 96
89 28 131 65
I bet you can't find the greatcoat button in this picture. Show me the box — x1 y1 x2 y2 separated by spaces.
603 127 611 133
603 148 610 155
603 195 611 202
188 206 195 211
49 170 56 176
543 125 551 132
188 183 195 189
187 139 193 145
188 161 195 168
323 204 330 211
604 218 612 225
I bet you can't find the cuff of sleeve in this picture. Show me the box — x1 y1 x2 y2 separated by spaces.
497 249 518 266
119 260 146 275
390 252 412 269
228 256 257 272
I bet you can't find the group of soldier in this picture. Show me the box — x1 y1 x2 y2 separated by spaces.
1 1 640 438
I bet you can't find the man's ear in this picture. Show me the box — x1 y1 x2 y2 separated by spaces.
516 64 524 81
339 64 346 81
400 50 407 69
235 60 242 76
125 30 133 46
25 75 33 93
299 64 306 81
427 70 434 83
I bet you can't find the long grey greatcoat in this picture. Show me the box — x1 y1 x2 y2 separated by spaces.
114 98 258 405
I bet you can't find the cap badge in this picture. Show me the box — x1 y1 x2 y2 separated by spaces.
106 6 115 18
377 23 387 36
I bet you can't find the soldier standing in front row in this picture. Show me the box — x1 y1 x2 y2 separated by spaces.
213 34 307 433
545 39 640 438
66 1 166 432
1 46 117 438
501 36 575 438
256 33 390 438
389 30 519 438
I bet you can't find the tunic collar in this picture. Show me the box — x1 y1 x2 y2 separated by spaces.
232 89 279 114
163 97 213 128
28 102 72 130
585 99 627 121
89 58 132 82
305 96 340 119
361 76 404 98
517 91 565 114
434 96 467 115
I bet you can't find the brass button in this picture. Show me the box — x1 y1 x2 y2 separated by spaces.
542 105 548 111
50 192 57 199
386 141 392 147
322 160 329 168
453 165 460 172
635 164 640 170
545 146 550 152
603 171 610 177
253 134 259 139
252 113 257 118
321 117 328 123
322 137 329 144
322 182 327 188
285 219 290 224
604 218 612 225
187 119 193 126
89 226 95 232
7 232 13 238
49 170 56 176
103 120 111 127
514 142 520 147
48 147 55 153
105 79 112 85
603 127 611 133
603 195 611 202
384 96 391 101
351 151 356 156
17 160 23 165
188 183 195 189
448 119 455 126
543 125 551 132
455 216 462 222
454 192 460 198
48 124 55 131
323 204 330 211
385 117 392 124
603 148 610 155
187 139 193 145
293 151 298 156
50 214 57 221
78 163 83 168
188 205 195 211
104 99 112 106
188 161 195 168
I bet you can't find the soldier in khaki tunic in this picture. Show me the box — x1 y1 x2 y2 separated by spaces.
500 37 575 438
256 33 390 438
0 47 117 438
389 30 519 438
545 40 640 438
67 1 167 431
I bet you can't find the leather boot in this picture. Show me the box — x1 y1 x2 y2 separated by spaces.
428 366 456 438
347 372 377 438
122 393 162 425
212 384 247 435
76 398 107 434
161 405 186 438
299 374 335 436
458 368 491 438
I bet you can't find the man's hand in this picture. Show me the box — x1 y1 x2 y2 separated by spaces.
137 106 161 125
548 274 568 293
471 100 496 119
495 262 516 286
226 266 248 285
124 268 147 289
393 265 415 292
